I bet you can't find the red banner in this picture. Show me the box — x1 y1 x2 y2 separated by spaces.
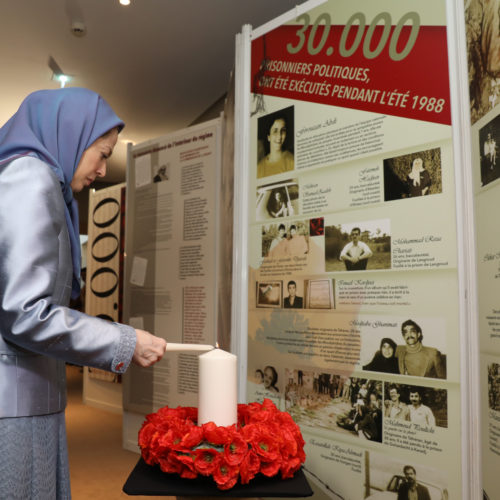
251 24 451 125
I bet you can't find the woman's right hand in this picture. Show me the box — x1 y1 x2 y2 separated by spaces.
132 329 166 367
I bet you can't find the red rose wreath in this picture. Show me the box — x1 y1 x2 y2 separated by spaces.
138 398 306 490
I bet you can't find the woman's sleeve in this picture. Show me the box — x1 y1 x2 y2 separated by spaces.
0 158 136 373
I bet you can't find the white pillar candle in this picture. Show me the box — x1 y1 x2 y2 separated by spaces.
165 343 214 352
198 348 238 427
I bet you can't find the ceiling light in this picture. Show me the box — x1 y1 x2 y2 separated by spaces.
120 138 136 145
56 74 71 88
120 0 131 5
51 72 72 88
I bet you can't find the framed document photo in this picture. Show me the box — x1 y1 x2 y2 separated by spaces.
304 279 335 309
256 281 283 308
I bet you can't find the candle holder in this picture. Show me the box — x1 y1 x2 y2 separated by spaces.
123 458 313 497
134 399 307 491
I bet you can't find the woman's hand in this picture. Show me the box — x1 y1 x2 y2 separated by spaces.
132 329 167 367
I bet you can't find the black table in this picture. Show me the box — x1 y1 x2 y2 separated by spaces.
123 458 313 497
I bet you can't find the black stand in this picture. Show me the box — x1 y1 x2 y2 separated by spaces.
123 458 313 497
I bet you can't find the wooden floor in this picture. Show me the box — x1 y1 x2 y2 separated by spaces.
65 365 174 500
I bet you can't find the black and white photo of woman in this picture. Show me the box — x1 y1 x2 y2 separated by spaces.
257 106 294 179
407 157 431 197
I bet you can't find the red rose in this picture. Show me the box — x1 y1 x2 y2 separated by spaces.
142 431 166 464
158 451 183 474
213 458 239 490
224 434 248 465
280 456 301 478
138 401 306 490
262 398 279 412
177 453 197 479
159 428 187 453
180 425 204 448
240 423 259 442
250 428 280 462
239 450 260 484
138 422 155 447
202 422 232 445
260 459 282 477
193 448 221 476
277 427 298 457
237 403 251 424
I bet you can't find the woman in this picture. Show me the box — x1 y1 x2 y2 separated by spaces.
268 223 287 257
407 157 431 197
287 224 309 256
263 365 279 393
363 338 399 374
0 88 166 498
257 113 294 179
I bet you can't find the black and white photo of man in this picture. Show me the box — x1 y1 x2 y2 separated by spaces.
408 388 436 427
283 280 303 309
395 319 446 379
339 227 373 270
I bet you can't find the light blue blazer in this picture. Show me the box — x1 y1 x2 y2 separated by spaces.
0 157 136 418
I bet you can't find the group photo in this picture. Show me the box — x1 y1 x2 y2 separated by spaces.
383 382 448 428
262 220 311 258
285 370 383 443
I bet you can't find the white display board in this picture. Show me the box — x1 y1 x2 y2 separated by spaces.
234 0 480 498
123 119 222 415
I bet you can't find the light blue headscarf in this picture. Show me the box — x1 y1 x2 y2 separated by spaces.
0 87 125 299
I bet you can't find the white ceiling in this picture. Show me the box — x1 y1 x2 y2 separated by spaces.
1 0 301 182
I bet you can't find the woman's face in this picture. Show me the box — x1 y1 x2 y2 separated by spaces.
71 128 119 193
412 158 423 170
263 368 274 388
274 191 281 201
381 342 394 358
267 118 286 153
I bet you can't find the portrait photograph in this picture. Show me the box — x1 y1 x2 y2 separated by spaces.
255 178 299 221
285 370 383 443
257 106 295 179
152 163 169 184
282 279 304 309
383 382 447 428
325 219 391 272
488 363 500 411
383 147 442 201
364 451 448 499
479 114 500 186
261 220 310 259
256 281 282 308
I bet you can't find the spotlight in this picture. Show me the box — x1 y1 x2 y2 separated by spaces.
120 0 131 5
56 74 71 88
